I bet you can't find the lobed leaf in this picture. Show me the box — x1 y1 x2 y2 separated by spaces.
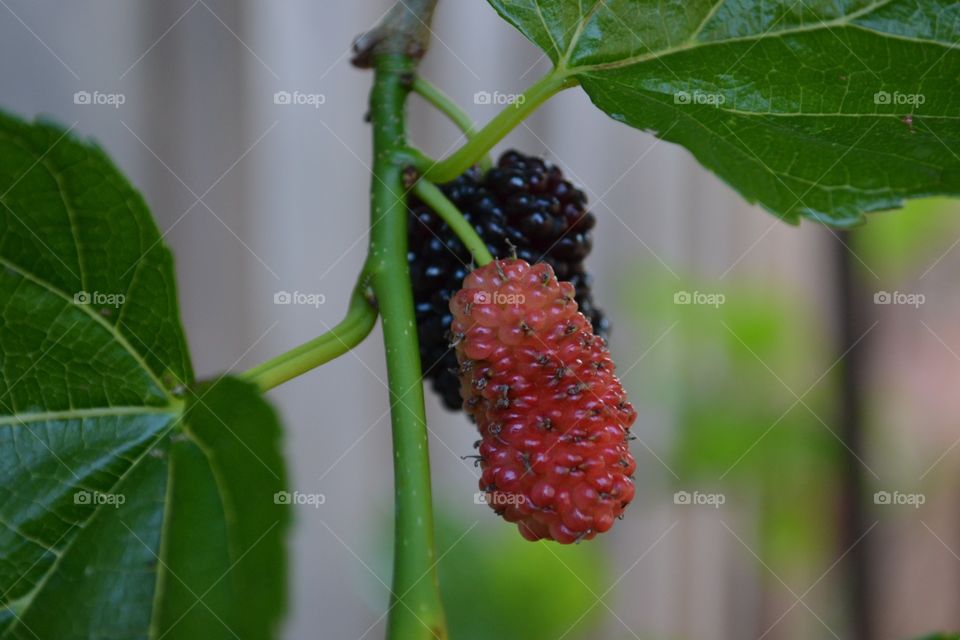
0 113 288 640
489 0 960 225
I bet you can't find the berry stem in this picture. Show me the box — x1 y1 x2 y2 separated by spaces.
368 54 447 640
413 179 494 266
240 281 377 392
411 76 492 171
418 69 578 183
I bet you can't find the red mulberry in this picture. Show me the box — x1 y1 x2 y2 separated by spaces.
450 258 635 543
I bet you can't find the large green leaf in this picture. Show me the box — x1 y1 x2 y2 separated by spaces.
489 0 960 225
0 113 289 639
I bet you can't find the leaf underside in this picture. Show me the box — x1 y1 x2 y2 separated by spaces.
0 113 288 640
489 0 960 225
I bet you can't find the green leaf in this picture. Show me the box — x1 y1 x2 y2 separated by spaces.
153 378 289 640
488 0 960 225
0 113 289 639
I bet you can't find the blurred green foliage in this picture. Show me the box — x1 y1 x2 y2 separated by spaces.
856 198 960 281
370 509 609 639
434 513 609 640
614 196 960 633
624 271 840 568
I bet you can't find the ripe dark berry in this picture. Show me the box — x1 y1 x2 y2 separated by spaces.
451 259 636 543
408 150 608 410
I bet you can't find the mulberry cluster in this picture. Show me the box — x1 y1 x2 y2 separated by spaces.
408 150 607 410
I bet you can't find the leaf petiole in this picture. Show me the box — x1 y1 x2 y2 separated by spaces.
241 283 377 392
411 76 492 171
418 69 578 183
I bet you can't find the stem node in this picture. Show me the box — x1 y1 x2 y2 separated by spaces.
352 0 439 68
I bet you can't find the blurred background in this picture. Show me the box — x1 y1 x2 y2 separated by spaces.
2 1 959 638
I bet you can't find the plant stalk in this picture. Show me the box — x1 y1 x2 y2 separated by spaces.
368 54 447 640
241 282 376 392
419 70 578 183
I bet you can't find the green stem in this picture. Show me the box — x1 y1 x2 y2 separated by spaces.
412 76 492 172
413 180 494 265
369 55 447 640
419 69 578 183
241 283 377 392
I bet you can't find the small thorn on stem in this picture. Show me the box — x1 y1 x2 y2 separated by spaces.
363 284 378 310
402 165 419 189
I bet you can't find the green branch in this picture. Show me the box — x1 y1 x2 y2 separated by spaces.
368 55 447 640
241 283 377 392
419 70 578 183
412 76 492 172
413 179 494 265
